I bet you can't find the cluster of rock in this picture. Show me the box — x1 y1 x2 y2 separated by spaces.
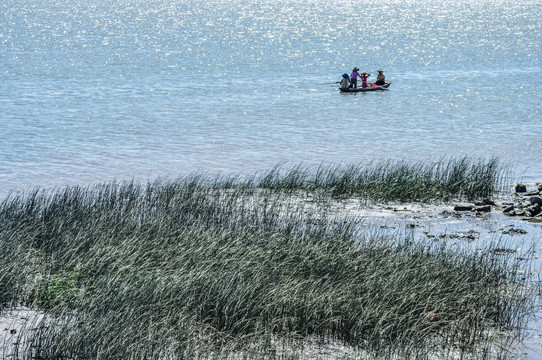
503 184 542 218
453 183 542 220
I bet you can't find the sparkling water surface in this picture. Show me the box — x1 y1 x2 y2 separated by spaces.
1 0 541 194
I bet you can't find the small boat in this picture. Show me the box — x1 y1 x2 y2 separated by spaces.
339 82 391 93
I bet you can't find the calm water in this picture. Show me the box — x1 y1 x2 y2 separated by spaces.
1 0 541 195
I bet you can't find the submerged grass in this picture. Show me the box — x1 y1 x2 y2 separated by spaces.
0 158 534 359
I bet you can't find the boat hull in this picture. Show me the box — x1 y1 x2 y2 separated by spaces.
340 82 391 92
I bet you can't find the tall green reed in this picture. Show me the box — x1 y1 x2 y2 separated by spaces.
251 157 505 201
0 159 533 359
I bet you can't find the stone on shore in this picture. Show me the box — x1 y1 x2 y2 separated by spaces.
515 184 527 193
503 205 515 213
454 204 474 212
526 204 541 217
475 205 491 212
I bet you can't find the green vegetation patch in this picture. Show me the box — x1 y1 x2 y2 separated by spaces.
29 271 85 309
254 157 505 201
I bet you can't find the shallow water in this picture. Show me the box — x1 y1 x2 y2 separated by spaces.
1 0 541 195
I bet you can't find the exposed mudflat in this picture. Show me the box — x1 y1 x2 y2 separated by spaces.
0 307 45 359
316 189 542 359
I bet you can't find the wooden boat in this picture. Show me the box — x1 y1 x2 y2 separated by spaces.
340 82 391 92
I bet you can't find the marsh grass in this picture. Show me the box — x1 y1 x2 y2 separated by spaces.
253 157 505 201
0 159 534 359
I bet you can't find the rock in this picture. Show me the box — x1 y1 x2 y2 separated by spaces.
454 204 473 211
526 204 541 217
503 227 527 235
513 209 527 217
482 198 495 205
515 184 527 193
464 230 480 240
538 184 542 192
491 247 517 255
503 205 515 214
475 205 491 212
425 313 441 322
530 196 542 206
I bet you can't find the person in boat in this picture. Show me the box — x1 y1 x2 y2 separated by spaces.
375 69 386 85
340 73 350 89
360 71 371 88
350 67 361 88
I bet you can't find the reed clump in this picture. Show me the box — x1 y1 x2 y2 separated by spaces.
0 159 533 359
254 157 505 201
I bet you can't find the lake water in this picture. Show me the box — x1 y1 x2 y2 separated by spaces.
1 0 541 195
